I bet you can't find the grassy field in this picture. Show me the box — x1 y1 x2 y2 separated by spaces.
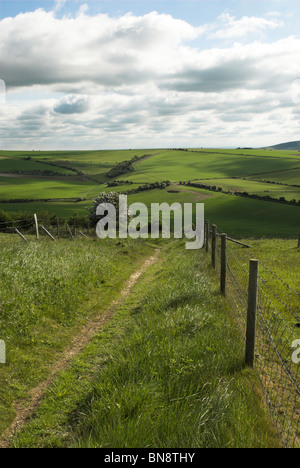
127 185 300 237
194 178 300 202
0 176 99 200
0 147 299 238
0 157 74 175
248 168 300 186
226 238 300 327
0 237 279 448
0 236 154 437
0 143 299 447
119 150 300 183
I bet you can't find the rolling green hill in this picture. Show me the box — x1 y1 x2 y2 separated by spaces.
263 141 300 151
0 147 299 237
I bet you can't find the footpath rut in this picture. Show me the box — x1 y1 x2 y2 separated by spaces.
0 249 160 449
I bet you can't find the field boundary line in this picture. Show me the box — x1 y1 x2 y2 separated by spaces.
0 249 160 449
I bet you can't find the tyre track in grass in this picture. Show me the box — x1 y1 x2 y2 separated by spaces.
0 249 160 449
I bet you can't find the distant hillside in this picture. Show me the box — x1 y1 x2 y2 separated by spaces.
263 141 300 151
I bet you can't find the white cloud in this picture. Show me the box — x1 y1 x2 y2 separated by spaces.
0 7 299 149
0 79 6 103
208 12 283 39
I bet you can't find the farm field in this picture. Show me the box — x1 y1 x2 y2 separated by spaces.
114 150 300 183
0 146 299 449
194 178 300 202
0 237 280 448
248 168 300 186
0 147 299 237
0 176 99 200
1 186 299 237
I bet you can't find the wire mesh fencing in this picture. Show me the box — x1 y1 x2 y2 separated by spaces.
207 222 300 448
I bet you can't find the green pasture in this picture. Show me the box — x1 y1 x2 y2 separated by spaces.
0 148 299 237
0 201 89 218
0 157 74 175
129 187 299 237
195 178 300 202
1 185 299 237
0 176 100 200
0 150 159 183
122 150 300 183
248 168 300 186
190 148 300 159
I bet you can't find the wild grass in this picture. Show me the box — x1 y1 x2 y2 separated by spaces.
13 241 279 448
227 238 300 326
0 236 153 434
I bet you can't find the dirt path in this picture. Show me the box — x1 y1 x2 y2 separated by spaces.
0 249 160 449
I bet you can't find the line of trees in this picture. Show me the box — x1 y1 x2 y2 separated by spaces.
107 154 154 178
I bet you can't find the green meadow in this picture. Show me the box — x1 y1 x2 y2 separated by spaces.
0 237 279 448
0 146 299 448
194 178 300 202
0 147 299 236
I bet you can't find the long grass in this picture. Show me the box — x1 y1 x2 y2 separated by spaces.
0 236 153 434
13 241 279 448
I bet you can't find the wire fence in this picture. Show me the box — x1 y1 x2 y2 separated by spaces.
1 215 299 446
208 222 300 448
0 215 96 240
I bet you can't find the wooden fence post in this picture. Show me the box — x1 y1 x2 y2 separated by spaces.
212 224 217 268
15 228 28 242
33 214 39 240
66 224 74 240
245 259 259 368
221 234 227 295
79 231 88 238
41 226 55 241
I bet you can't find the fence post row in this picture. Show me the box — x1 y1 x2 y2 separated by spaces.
245 259 259 368
206 225 259 368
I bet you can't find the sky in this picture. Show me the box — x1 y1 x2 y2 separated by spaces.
0 0 299 150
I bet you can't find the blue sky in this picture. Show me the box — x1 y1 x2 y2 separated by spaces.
2 0 300 32
0 0 299 149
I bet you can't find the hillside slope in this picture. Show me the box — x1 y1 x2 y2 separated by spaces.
263 141 300 151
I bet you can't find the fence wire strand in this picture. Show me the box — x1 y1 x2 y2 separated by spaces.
209 226 300 448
